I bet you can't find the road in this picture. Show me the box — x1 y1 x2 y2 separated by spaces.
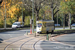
36 33 75 50
0 27 75 50
0 26 75 31
0 29 30 40
55 33 75 45
0 27 75 41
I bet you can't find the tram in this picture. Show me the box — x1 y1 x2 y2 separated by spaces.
36 20 54 34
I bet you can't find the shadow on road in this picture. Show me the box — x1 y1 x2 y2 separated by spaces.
0 38 3 43
58 40 75 42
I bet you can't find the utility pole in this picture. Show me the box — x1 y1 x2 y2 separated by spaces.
32 0 35 36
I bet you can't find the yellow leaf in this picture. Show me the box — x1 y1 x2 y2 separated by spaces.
65 0 68 1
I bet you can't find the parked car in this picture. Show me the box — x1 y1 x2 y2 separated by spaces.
20 25 24 28
55 24 60 26
12 22 23 28
71 23 75 27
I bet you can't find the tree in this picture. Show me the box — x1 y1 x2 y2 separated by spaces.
60 0 75 29
0 0 3 4
23 0 63 21
39 5 52 20
0 0 25 24
24 0 53 20
8 2 23 21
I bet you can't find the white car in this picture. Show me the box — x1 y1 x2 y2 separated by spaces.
12 22 21 28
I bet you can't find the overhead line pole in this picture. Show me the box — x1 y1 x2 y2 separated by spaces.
32 0 35 36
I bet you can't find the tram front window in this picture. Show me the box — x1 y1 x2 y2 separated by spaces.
37 23 42 27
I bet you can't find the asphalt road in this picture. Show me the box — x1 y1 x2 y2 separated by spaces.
37 40 75 50
0 29 30 41
55 33 75 45
0 27 75 41
0 28 75 50
36 33 75 50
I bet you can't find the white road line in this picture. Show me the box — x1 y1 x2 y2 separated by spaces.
8 34 12 37
50 37 75 46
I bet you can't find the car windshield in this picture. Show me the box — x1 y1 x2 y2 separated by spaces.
13 23 17 25
13 23 20 25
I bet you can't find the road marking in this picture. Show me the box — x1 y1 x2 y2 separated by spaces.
8 34 12 37
10 36 12 37
50 37 75 46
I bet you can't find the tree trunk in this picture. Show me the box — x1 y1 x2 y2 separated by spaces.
51 8 54 20
63 14 65 29
23 14 25 22
36 10 39 21
69 13 71 29
16 15 19 22
23 15 25 25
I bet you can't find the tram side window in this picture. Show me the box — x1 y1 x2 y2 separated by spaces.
46 23 54 27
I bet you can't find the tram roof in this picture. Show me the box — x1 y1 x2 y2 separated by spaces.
37 20 54 21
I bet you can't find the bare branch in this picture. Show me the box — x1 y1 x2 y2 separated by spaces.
53 5 57 11
54 10 59 16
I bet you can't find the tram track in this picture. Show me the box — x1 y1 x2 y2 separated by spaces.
33 38 43 50
4 36 29 50
19 38 34 50
4 35 44 50
20 37 44 50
